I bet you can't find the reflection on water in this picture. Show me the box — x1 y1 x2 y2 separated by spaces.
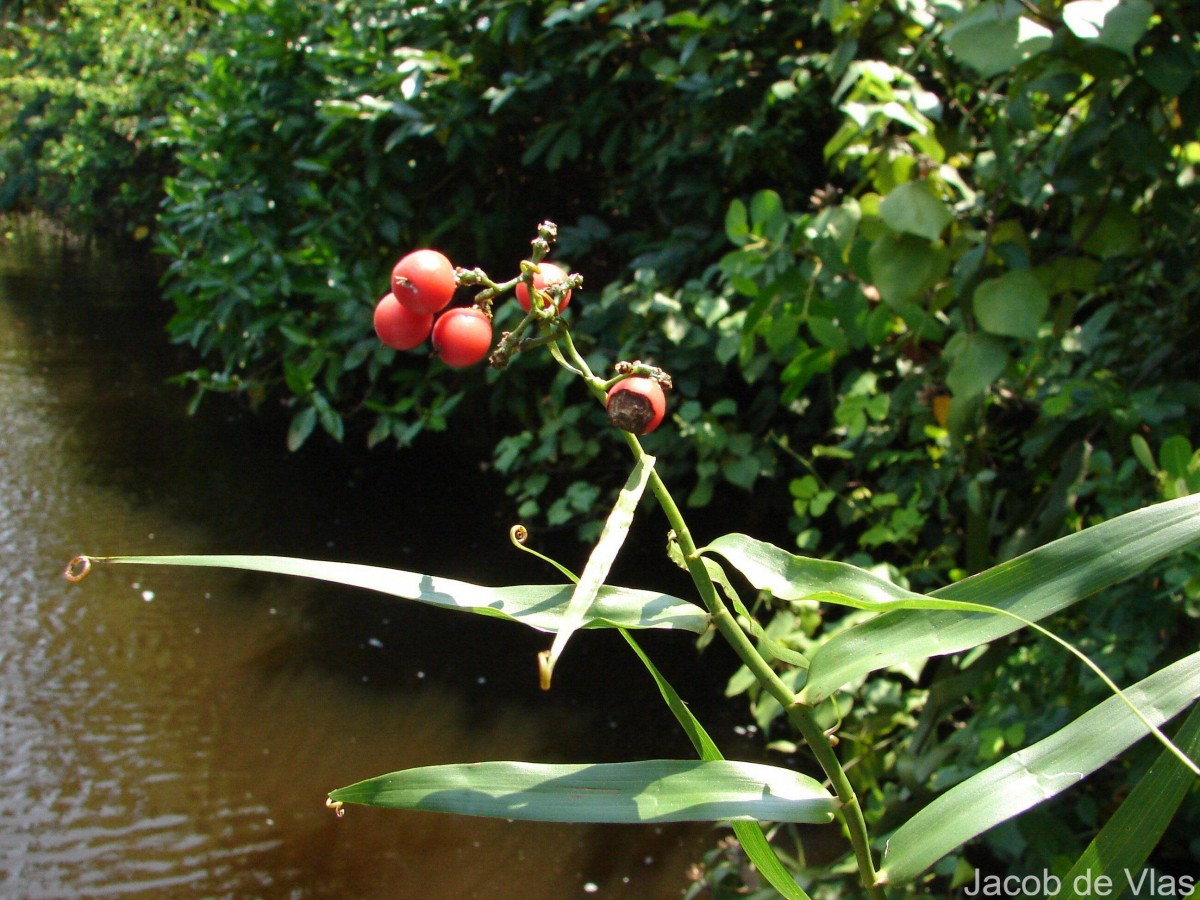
0 227 753 898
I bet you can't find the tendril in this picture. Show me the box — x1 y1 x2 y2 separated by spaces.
63 556 92 582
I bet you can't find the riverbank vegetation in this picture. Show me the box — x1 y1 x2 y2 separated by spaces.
8 0 1200 894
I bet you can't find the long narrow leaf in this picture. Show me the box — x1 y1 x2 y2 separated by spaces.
621 631 813 900
1058 701 1200 900
876 650 1200 885
329 759 838 825
703 535 1197 773
69 553 709 634
541 455 654 687
707 494 1200 703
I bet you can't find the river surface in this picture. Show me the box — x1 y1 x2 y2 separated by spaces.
0 227 761 898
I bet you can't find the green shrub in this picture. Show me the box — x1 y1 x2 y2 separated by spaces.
152 0 835 476
0 0 203 239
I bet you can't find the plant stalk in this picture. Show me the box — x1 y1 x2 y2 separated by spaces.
622 431 885 896
550 324 884 894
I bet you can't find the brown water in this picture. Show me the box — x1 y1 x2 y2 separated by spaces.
0 228 760 898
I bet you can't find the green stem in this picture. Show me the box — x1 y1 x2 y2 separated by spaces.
551 315 883 892
618 430 885 896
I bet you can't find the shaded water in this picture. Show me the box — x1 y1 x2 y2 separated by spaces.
0 228 760 898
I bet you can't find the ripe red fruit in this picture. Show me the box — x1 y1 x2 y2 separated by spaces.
515 262 572 313
606 377 667 435
374 292 433 350
432 307 493 367
392 249 457 314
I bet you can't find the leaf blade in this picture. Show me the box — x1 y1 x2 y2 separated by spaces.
1059 701 1200 900
803 494 1200 702
329 759 838 825
542 455 655 686
77 554 710 634
877 651 1200 885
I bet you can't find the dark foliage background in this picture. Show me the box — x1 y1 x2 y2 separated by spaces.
4 0 1198 893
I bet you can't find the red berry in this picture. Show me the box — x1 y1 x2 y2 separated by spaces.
606 377 667 435
432 307 493 367
392 249 457 314
374 292 433 350
515 262 572 313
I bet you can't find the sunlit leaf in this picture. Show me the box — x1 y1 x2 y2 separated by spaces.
329 759 837 825
944 0 1053 76
704 494 1200 704
541 456 654 687
69 554 709 634
879 182 953 241
877 651 1200 885
1063 0 1153 55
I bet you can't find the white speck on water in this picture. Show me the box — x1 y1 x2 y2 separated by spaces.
583 882 599 894
141 590 155 602
368 637 384 649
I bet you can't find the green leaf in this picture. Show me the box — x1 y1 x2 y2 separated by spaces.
973 270 1050 340
725 198 750 246
704 494 1200 704
946 332 1008 400
541 456 655 687
1131 433 1158 474
329 759 838 825
723 455 761 490
1078 206 1140 258
944 0 1053 77
1160 435 1194 482
1059 702 1200 900
868 233 939 305
704 533 926 610
1063 0 1153 55
878 182 953 241
73 554 709 634
287 406 317 451
809 494 1200 702
876 651 1200 885
749 189 787 242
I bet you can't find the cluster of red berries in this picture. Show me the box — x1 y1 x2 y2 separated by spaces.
373 249 578 368
373 248 666 434
373 249 493 367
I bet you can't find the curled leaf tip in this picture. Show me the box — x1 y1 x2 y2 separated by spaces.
325 798 345 818
538 649 553 691
510 524 529 545
63 556 92 582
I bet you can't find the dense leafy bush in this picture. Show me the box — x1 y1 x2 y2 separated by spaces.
693 0 1200 889
0 0 203 239
151 0 835 481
